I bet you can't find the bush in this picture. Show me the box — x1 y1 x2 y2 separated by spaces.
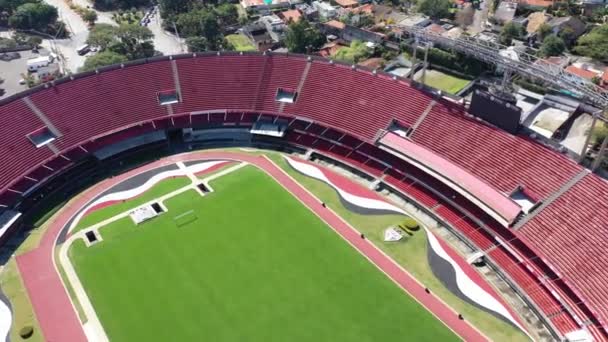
19 326 34 339
402 217 419 230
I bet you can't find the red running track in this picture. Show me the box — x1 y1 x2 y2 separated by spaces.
16 151 488 342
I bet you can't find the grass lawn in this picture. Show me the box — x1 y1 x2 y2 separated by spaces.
73 177 191 232
69 166 457 342
415 70 470 94
266 153 529 342
0 260 43 342
226 34 256 52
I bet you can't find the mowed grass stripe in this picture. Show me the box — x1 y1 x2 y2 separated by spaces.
70 166 458 342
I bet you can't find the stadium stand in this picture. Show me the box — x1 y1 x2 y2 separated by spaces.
520 174 608 329
0 52 606 339
0 100 54 193
410 101 583 199
29 62 175 150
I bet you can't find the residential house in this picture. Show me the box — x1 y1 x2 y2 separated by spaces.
425 23 447 35
322 19 346 36
295 3 318 20
517 0 561 7
313 1 338 18
526 12 550 35
240 0 294 13
260 15 286 42
565 64 600 83
351 4 401 23
279 9 302 23
537 56 570 68
243 21 276 51
398 14 431 28
333 0 358 8
547 16 586 42
494 1 518 24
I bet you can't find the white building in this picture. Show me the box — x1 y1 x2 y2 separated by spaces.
313 1 337 18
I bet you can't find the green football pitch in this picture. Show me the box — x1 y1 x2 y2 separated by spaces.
69 165 458 342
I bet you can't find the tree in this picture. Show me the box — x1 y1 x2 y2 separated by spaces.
539 34 565 56
285 19 325 53
333 40 370 63
215 3 238 25
8 2 58 31
185 36 208 52
575 25 608 62
0 0 37 14
417 0 451 19
93 0 151 11
113 23 154 59
158 0 191 17
499 22 524 45
80 50 128 71
87 23 155 60
82 9 97 26
27 35 41 48
558 26 575 45
455 4 475 28
87 23 116 50
537 23 552 42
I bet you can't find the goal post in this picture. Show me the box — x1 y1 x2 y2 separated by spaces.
173 210 198 227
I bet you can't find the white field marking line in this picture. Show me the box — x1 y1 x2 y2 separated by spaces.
55 160 249 338
59 234 109 342
176 161 200 185
266 155 489 342
199 162 248 191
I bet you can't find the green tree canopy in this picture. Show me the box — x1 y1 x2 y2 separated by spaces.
417 0 451 19
539 34 565 57
158 0 192 17
86 23 117 50
87 23 155 60
185 36 208 52
82 9 98 25
0 0 37 13
93 0 151 11
175 8 222 49
8 2 58 31
285 19 325 53
574 25 608 62
80 50 128 71
537 23 552 42
499 22 524 45
215 3 238 25
333 40 370 63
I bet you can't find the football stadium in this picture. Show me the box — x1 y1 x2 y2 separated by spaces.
0 52 607 342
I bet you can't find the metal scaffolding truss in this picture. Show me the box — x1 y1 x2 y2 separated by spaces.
400 25 608 109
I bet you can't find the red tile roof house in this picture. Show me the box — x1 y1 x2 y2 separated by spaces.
333 0 358 8
565 65 600 81
279 9 302 23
